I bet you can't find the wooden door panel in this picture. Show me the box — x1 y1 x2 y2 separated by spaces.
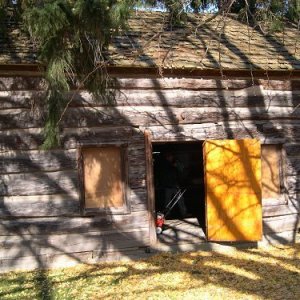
204 139 262 241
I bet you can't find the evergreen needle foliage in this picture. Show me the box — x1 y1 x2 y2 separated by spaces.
21 0 134 149
2 0 134 149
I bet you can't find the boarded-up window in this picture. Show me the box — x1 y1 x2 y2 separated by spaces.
261 145 282 199
82 146 125 210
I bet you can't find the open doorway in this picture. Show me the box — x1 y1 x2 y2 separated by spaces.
152 141 206 243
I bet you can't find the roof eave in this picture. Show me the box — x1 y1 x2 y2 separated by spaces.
1 64 300 80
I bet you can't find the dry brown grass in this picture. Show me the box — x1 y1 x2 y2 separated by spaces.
0 244 299 299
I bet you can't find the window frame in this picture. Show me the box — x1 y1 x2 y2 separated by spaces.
261 143 287 206
78 142 131 216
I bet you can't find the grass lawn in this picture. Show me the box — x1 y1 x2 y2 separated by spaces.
0 244 299 300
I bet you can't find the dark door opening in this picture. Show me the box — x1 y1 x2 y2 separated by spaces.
153 141 206 237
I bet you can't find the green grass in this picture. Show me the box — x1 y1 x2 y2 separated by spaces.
0 245 299 300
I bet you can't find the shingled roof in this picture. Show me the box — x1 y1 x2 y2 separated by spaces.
1 11 300 71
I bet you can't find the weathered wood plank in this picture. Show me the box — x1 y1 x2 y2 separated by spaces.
0 228 150 259
0 109 43 129
0 126 133 151
285 157 300 176
0 90 45 109
263 214 299 234
263 204 299 217
117 78 300 91
0 121 298 152
148 122 287 143
0 247 151 272
63 126 134 149
0 149 77 174
2 88 300 110
0 193 80 217
0 211 149 235
259 80 300 91
284 143 300 156
263 123 300 139
0 77 45 91
0 128 44 151
2 106 299 130
128 165 146 181
0 170 79 196
129 188 147 209
0 170 145 199
1 77 300 92
262 198 287 207
66 88 300 108
116 78 256 90
147 119 300 144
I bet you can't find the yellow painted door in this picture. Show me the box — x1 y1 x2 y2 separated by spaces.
204 139 262 241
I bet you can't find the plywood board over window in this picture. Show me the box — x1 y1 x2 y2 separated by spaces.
261 145 282 200
81 146 129 214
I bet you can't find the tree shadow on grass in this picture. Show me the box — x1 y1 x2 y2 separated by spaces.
1 245 299 299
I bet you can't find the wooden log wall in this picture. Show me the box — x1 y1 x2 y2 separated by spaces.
0 76 299 271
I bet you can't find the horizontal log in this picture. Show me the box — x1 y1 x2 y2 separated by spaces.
0 210 149 236
1 77 300 92
0 228 150 259
0 168 147 214
263 203 299 217
148 122 289 143
119 78 300 91
2 88 300 109
0 90 45 109
40 105 300 129
263 123 300 139
76 89 300 108
63 126 135 150
0 77 45 91
0 149 77 174
285 157 300 176
258 80 300 91
0 128 44 151
284 143 300 156
0 121 297 152
0 170 79 196
0 193 80 217
116 78 257 90
263 214 299 234
262 198 287 207
0 126 133 151
0 108 43 129
2 106 299 130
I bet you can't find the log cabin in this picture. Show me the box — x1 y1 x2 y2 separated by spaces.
0 11 299 272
